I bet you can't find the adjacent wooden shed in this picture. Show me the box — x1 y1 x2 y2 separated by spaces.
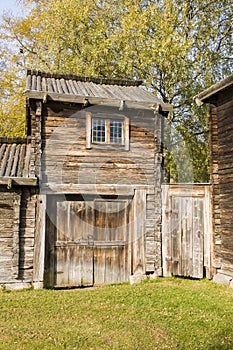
196 74 233 286
0 70 171 289
0 137 37 289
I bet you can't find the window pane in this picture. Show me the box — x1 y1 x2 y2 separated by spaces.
110 121 123 144
93 119 106 142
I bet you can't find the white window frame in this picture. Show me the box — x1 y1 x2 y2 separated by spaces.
86 112 129 151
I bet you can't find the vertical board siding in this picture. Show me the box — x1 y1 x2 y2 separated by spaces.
33 193 46 287
44 190 147 287
94 200 129 285
55 199 94 287
162 184 212 279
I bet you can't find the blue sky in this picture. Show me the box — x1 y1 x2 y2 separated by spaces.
0 0 22 17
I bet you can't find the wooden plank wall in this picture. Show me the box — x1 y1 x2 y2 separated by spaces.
162 184 213 279
29 100 163 276
19 188 37 282
209 103 221 270
212 87 233 276
0 187 37 288
0 190 20 283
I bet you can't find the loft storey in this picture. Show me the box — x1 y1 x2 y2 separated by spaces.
0 70 171 289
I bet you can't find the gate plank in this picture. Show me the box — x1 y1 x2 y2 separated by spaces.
171 197 182 276
181 197 193 277
192 198 204 278
161 185 172 276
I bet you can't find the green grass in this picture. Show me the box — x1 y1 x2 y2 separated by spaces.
1 278 233 349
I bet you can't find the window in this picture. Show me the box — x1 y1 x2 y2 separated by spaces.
93 119 106 143
110 121 123 144
86 113 129 150
92 119 123 144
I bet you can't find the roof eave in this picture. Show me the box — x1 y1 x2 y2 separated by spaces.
195 75 233 105
25 90 172 112
0 177 38 187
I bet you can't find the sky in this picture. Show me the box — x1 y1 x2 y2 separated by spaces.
0 0 23 17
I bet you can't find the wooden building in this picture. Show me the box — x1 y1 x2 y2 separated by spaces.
0 137 37 289
0 70 171 289
196 74 233 287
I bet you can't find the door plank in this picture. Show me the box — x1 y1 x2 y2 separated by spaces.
94 200 129 285
55 199 94 287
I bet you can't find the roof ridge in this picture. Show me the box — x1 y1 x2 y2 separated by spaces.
26 69 142 87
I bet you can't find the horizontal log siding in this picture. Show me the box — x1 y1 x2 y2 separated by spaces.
212 87 233 273
35 101 163 275
19 188 37 281
40 104 158 186
0 189 20 283
209 103 221 269
0 187 37 287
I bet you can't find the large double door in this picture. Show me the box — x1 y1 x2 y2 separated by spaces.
44 194 142 288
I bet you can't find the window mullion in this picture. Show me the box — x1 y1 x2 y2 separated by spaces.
125 117 130 151
106 119 110 144
86 112 92 149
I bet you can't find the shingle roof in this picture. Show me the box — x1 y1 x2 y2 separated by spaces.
0 138 37 186
25 70 172 112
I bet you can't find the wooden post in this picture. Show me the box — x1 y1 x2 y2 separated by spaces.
12 192 21 280
125 117 130 151
33 194 46 289
86 112 92 149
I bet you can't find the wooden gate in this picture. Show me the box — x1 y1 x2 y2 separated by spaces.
44 192 145 288
162 184 212 279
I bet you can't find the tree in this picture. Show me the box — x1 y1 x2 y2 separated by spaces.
0 0 232 180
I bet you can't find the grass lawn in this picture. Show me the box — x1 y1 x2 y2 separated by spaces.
0 277 233 349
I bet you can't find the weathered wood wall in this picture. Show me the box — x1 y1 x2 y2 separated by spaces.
28 99 164 279
0 187 37 289
162 184 213 279
19 188 37 282
210 86 233 278
0 189 20 284
44 190 146 288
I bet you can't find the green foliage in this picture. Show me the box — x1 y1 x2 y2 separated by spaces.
0 0 232 180
1 279 233 349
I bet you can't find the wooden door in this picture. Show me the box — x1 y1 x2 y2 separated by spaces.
45 195 131 288
55 199 94 287
94 200 130 285
170 196 204 278
162 185 211 279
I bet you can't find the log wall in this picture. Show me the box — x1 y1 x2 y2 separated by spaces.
29 100 164 275
0 186 37 290
210 86 233 280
